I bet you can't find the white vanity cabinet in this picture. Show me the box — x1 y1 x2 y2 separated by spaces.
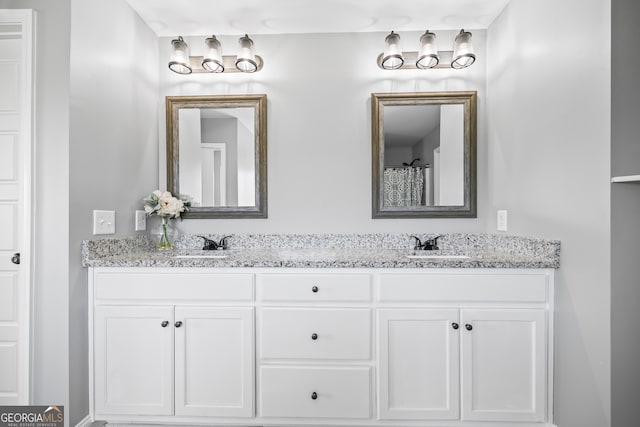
90 269 255 420
88 267 555 427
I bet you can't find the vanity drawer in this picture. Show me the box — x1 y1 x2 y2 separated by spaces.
93 271 254 302
258 274 371 302
378 273 548 303
260 308 371 360
259 366 371 419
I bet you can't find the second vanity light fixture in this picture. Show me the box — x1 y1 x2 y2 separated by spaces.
168 34 264 74
378 29 476 70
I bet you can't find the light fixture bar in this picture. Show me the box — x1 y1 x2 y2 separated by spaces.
376 51 454 70
182 54 264 74
168 34 264 75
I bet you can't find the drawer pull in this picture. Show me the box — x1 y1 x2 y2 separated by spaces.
311 333 318 340
311 392 318 400
312 286 319 293
452 322 459 330
465 323 473 331
175 321 183 328
161 321 169 328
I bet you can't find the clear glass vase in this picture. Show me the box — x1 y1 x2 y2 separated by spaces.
153 216 176 250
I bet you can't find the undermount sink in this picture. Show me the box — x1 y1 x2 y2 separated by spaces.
173 253 229 259
406 254 470 260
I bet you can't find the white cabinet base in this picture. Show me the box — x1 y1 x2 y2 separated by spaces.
89 267 555 427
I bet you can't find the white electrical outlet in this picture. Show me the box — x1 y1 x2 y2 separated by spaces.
93 210 116 235
135 210 147 231
497 210 508 232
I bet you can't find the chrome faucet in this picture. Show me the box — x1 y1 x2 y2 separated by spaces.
411 235 441 251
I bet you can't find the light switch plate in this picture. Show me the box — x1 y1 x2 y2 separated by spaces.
135 210 146 231
497 210 508 232
93 210 116 235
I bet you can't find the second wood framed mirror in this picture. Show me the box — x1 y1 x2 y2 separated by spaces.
372 91 477 218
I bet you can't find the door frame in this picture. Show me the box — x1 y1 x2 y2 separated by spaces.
0 8 34 403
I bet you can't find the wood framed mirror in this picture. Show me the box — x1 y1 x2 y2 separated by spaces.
371 91 477 218
166 94 267 218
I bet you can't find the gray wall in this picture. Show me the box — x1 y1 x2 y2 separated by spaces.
487 1 611 426
68 0 158 425
158 30 489 233
611 0 640 426
0 0 71 417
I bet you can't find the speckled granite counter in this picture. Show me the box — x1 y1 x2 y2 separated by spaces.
82 233 560 269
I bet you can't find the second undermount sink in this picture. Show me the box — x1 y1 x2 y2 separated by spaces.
406 254 470 260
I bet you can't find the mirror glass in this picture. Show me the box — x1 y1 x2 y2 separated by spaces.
166 95 267 218
372 91 477 218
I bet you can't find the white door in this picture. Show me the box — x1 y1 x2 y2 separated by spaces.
377 309 460 420
175 307 254 417
0 10 32 405
461 309 546 422
94 306 174 416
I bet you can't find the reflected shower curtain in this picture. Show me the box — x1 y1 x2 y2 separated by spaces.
383 167 424 207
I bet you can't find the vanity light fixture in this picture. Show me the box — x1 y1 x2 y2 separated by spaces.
381 31 405 70
451 29 476 69
416 30 439 69
202 35 224 73
168 34 264 74
235 34 258 73
168 36 192 74
377 29 476 70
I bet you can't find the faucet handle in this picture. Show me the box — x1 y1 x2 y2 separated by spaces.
410 235 424 250
218 236 232 250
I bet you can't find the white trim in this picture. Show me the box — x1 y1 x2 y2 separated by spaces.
201 142 227 206
611 174 640 183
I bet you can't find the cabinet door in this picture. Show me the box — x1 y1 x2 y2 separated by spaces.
377 309 460 420
94 306 174 415
461 309 546 422
174 307 254 417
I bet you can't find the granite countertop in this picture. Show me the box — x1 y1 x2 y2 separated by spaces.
82 233 560 269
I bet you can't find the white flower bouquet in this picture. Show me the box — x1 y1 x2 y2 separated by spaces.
143 190 188 249
143 190 187 219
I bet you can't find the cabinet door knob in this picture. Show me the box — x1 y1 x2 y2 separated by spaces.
161 321 169 328
312 286 319 293
465 324 473 331
452 322 459 330
175 321 183 328
311 392 318 400
311 333 318 340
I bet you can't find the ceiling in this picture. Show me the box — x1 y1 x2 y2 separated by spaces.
125 0 510 37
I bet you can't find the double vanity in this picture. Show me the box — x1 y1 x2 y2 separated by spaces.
83 233 559 427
